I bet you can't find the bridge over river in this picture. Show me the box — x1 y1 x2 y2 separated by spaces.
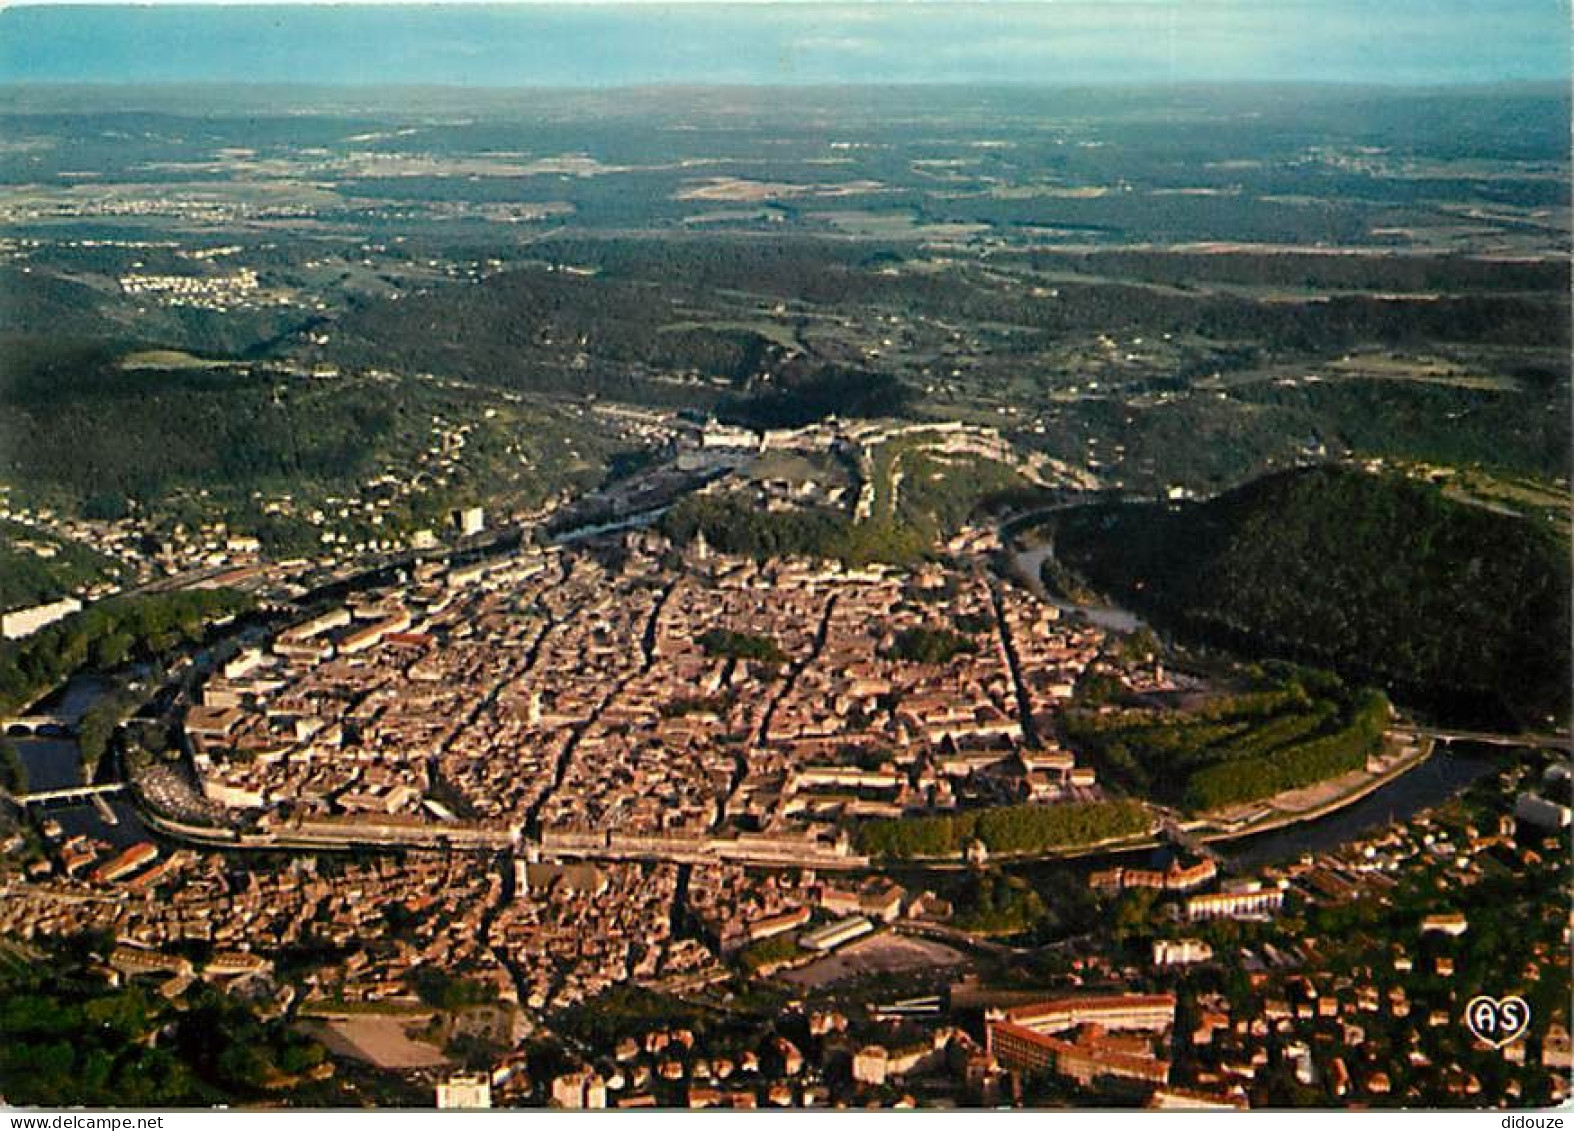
1412 727 1571 753
14 782 127 805
3 714 79 738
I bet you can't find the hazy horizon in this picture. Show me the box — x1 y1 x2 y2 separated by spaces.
1 1 1568 89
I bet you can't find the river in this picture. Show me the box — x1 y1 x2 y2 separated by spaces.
1000 531 1504 867
1007 542 1145 633
1222 744 1497 869
13 673 112 791
995 746 1501 894
12 673 150 844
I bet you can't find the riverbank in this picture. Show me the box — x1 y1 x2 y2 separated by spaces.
855 732 1440 872
1005 539 1144 633
1190 733 1436 845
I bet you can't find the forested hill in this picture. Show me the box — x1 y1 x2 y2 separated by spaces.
1050 466 1571 727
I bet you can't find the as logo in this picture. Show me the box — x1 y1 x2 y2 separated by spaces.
1465 995 1531 1049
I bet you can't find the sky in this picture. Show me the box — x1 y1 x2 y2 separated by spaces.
0 1 1568 87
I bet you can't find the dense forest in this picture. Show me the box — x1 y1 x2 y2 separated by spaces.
0 341 394 508
717 367 913 431
325 267 769 407
0 338 626 554
1007 249 1571 295
1049 466 1571 726
1232 376 1570 480
329 244 1570 377
9 379 383 510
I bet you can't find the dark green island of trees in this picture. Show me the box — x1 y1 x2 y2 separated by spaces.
698 628 787 664
1064 664 1389 812
856 798 1153 861
661 492 929 568
884 626 978 665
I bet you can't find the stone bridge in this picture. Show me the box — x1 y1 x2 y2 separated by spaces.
3 715 78 738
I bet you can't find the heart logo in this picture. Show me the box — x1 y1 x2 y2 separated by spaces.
1465 995 1531 1049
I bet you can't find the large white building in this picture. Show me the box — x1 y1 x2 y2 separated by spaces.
1152 938 1214 968
699 421 761 451
1185 888 1284 921
2 596 82 640
436 1073 491 1109
800 915 873 952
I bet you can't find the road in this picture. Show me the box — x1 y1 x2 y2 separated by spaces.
988 576 1041 748
1410 727 1571 753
